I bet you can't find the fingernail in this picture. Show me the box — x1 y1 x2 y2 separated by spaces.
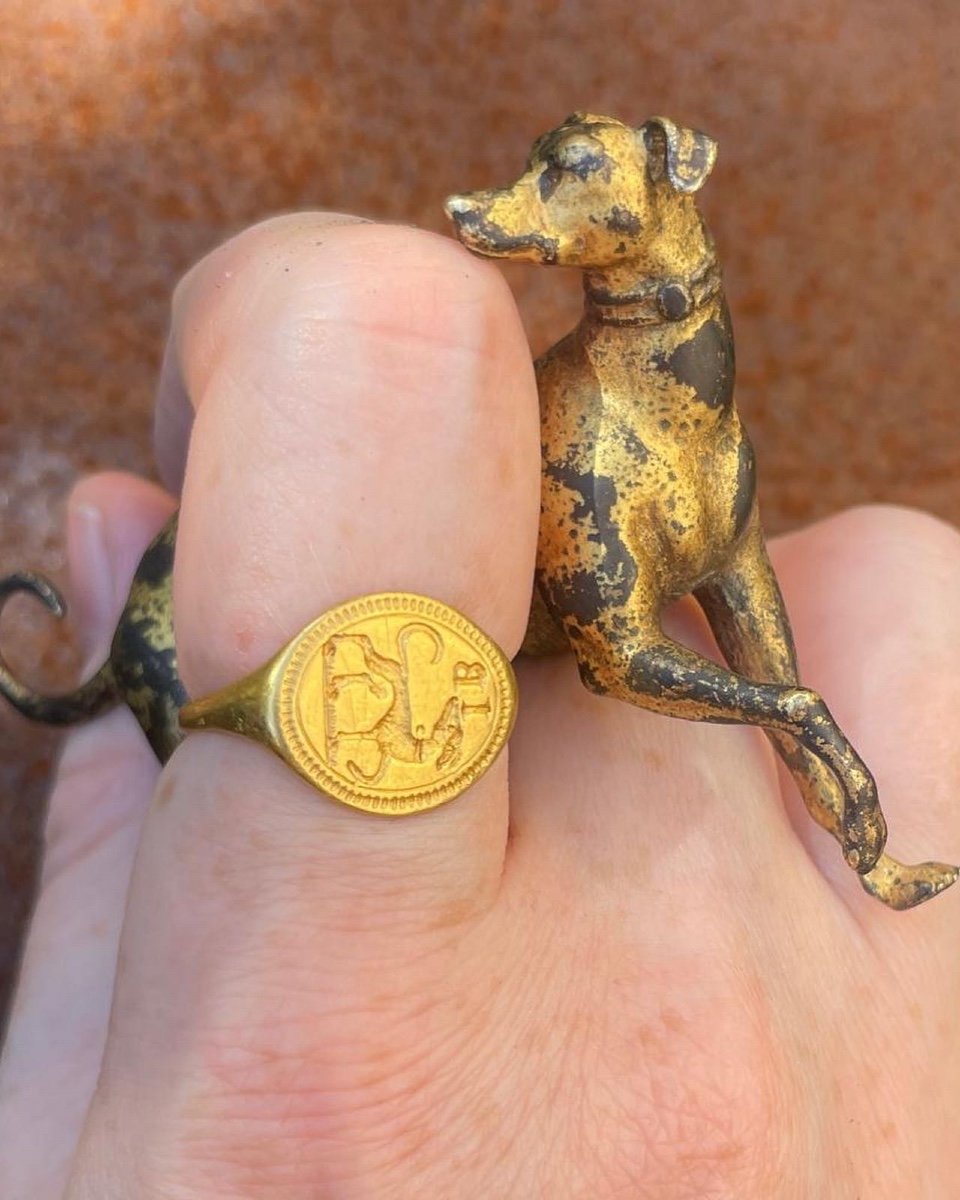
68 501 116 673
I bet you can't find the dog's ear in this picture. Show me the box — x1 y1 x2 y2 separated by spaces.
640 117 718 193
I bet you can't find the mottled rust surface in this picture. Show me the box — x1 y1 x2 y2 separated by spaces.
2 0 960 1014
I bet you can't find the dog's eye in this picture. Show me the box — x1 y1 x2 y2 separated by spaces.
553 134 605 178
539 165 564 202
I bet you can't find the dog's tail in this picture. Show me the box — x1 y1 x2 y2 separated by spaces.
0 572 116 724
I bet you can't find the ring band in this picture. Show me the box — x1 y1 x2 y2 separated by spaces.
179 591 518 815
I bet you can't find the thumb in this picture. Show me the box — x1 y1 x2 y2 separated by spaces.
0 472 175 1200
68 216 540 1191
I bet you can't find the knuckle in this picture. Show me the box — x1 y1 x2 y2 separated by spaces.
833 503 960 585
171 212 363 399
132 949 491 1196
241 223 513 387
176 218 521 441
563 939 794 1198
842 505 960 658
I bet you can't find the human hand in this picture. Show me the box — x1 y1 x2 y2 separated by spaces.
2 215 959 1199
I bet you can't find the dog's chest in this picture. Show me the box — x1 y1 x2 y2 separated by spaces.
536 305 754 594
537 305 738 472
590 304 735 424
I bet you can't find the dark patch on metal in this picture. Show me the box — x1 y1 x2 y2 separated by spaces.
450 208 559 264
653 315 735 410
551 145 609 181
606 206 641 235
626 644 765 725
110 611 185 762
567 150 607 180
539 165 563 202
720 298 736 373
664 135 714 191
133 522 176 586
620 428 649 463
657 282 693 322
532 125 613 183
546 568 607 626
641 121 668 181
642 119 716 193
577 657 605 696
610 613 641 638
732 436 756 538
627 646 672 697
95 515 187 761
683 137 713 185
544 459 638 622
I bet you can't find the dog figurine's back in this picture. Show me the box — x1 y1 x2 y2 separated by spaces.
2 111 955 910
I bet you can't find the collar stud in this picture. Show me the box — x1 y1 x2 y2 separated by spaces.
657 281 694 321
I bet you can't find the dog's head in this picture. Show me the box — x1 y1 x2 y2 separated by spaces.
445 113 717 269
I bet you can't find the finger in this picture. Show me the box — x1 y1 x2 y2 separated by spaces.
67 215 539 1189
153 211 368 495
168 214 537 907
771 504 960 927
153 336 192 496
0 472 175 1200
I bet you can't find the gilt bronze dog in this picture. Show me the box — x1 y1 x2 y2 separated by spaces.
2 112 955 910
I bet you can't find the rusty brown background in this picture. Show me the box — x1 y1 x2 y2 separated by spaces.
1 0 959 1022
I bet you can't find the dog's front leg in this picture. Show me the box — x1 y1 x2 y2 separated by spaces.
694 516 959 909
541 560 887 874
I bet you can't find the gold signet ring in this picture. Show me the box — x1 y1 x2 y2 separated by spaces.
179 592 518 815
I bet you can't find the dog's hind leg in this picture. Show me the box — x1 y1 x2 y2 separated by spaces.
694 516 958 909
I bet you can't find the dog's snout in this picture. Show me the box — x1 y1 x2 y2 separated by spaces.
444 193 477 219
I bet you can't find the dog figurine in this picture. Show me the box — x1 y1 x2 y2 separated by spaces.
0 516 184 762
444 111 956 910
1 112 955 909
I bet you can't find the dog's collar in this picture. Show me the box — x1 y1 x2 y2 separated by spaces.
584 258 722 326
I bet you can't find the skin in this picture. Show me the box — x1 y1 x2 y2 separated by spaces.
1 215 959 1199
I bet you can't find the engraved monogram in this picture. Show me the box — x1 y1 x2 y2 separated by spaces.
322 624 478 786
275 594 516 814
